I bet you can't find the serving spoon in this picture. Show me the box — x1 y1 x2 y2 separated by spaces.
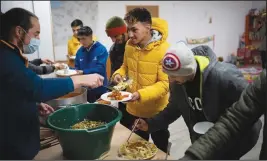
126 118 140 143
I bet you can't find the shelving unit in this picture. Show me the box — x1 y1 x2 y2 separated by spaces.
237 8 266 67
236 8 265 83
245 10 265 46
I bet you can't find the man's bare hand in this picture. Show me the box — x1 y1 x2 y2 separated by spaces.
39 103 54 116
113 74 123 85
71 74 104 89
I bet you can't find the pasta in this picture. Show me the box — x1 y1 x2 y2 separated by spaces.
113 82 129 91
113 79 133 91
71 119 106 129
118 140 158 160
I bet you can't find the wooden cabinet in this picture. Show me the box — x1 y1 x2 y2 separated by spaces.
126 5 159 17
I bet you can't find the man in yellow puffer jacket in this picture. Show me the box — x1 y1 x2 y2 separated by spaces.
112 8 170 153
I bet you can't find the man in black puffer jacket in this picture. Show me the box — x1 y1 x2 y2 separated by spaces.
135 42 262 159
180 69 266 160
105 16 129 119
105 16 128 77
28 58 65 75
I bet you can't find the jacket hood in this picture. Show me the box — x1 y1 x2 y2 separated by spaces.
191 45 217 62
191 45 218 83
127 17 169 50
151 17 168 43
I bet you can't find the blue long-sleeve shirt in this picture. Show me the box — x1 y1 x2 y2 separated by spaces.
74 41 108 95
0 40 74 159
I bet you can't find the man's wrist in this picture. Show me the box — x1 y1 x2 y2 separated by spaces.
111 73 121 80
71 76 82 89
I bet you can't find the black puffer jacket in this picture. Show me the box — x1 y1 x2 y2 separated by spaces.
182 70 266 160
109 42 126 77
147 45 262 159
28 59 55 75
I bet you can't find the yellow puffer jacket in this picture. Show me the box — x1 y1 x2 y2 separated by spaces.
113 18 170 118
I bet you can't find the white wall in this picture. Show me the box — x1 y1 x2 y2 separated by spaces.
50 1 98 61
171 1 252 59
95 1 174 51
1 1 55 61
252 1 266 9
33 1 54 61
1 1 38 60
96 1 253 59
3 1 259 61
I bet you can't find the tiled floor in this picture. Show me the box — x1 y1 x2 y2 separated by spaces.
161 116 264 159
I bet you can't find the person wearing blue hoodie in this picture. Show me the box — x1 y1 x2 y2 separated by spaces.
74 26 108 103
0 8 104 159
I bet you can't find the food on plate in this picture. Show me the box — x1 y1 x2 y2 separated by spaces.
53 63 67 70
118 140 158 160
56 92 81 99
63 65 70 74
64 68 69 74
97 99 111 105
114 82 128 91
55 69 78 77
71 119 106 129
108 90 129 100
113 79 133 91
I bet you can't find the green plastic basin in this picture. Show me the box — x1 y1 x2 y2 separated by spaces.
46 103 122 160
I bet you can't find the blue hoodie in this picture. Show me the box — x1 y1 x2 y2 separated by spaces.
74 41 108 96
0 40 74 159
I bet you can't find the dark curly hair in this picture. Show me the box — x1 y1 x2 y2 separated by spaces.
124 7 152 25
77 26 93 37
71 19 83 27
0 8 38 41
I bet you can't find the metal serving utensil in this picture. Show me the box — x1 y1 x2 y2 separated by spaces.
165 142 172 160
126 118 140 143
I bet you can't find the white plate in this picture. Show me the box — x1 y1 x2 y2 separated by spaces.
101 91 132 102
54 62 67 67
69 56 76 60
55 69 78 77
193 121 214 134
94 101 119 107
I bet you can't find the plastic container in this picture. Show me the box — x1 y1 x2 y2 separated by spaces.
46 103 122 160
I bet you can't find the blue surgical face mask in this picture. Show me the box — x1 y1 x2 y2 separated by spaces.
20 28 41 54
23 38 40 54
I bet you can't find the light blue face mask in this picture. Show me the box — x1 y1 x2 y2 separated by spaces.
23 38 40 54
20 28 41 54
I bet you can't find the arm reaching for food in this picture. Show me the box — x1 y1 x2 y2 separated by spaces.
135 83 184 133
180 70 266 160
38 102 54 116
2 53 104 102
112 52 128 84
